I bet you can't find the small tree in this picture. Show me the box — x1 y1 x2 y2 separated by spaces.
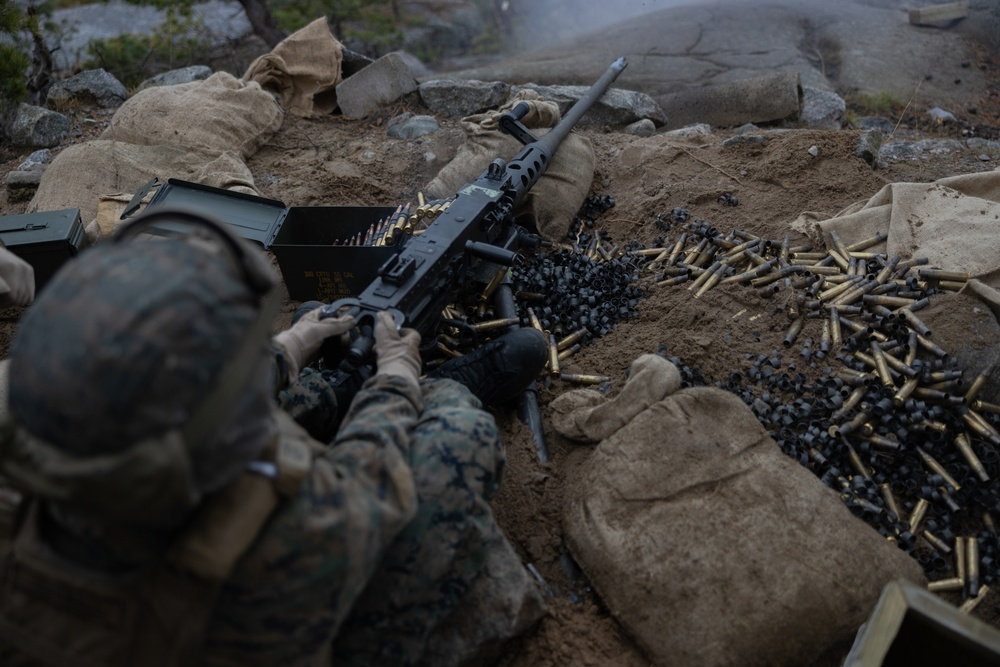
0 1 31 122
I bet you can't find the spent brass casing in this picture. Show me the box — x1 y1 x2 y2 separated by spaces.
818 276 863 301
881 351 918 378
909 498 929 532
938 280 966 292
683 237 709 265
972 400 1000 415
837 411 874 438
527 307 544 334
916 447 961 491
829 307 842 346
865 433 900 451
846 231 888 252
666 233 688 265
557 327 589 351
657 274 690 287
471 317 521 332
880 482 901 518
905 331 918 366
918 268 972 282
689 262 721 295
985 513 997 533
955 432 990 483
831 385 868 423
828 249 850 272
913 387 964 405
870 341 894 387
846 443 871 478
915 333 948 358
964 363 995 404
956 537 968 585
435 341 463 359
862 294 917 308
547 334 560 376
967 537 981 598
557 343 581 361
899 308 932 337
820 319 831 352
480 268 508 302
559 373 611 385
959 586 989 614
874 255 902 284
962 410 1000 445
923 530 952 555
928 577 965 593
783 318 804 348
516 291 547 302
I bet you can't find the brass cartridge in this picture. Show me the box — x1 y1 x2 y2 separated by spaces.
865 433 901 452
846 443 871 478
559 373 611 385
527 307 544 334
955 432 990 483
470 317 521 332
828 249 850 272
928 577 964 593
656 274 690 287
828 230 852 260
917 268 972 282
964 363 995 405
547 334 560 376
880 482 902 518
959 586 989 614
899 308 932 337
909 498 929 532
967 537 981 598
558 343 582 361
666 233 688 265
956 537 968 585
783 318 804 348
829 307 842 346
846 231 888 252
916 447 961 491
915 333 948 358
937 280 966 292
557 327 589 351
831 385 868 422
435 341 463 359
972 400 1000 415
923 530 952 555
869 341 894 387
862 294 917 308
962 410 1000 445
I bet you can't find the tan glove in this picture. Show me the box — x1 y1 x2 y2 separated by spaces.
0 246 34 308
273 308 356 382
374 310 421 389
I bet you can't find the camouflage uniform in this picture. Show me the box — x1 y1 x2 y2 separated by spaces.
257 359 505 666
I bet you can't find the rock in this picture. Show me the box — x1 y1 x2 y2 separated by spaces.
808 145 820 157
418 79 510 118
17 149 54 172
856 129 884 167
390 50 433 80
336 52 418 120
733 123 760 135
967 137 1000 154
926 107 956 124
856 116 895 134
659 71 802 131
510 84 667 126
878 138 964 163
341 47 375 79
9 104 70 148
6 170 43 201
624 119 656 137
664 123 712 138
387 114 440 139
47 69 129 109
137 65 213 91
800 86 845 130
723 134 767 147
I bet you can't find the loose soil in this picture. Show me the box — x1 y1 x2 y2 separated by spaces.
1 47 999 666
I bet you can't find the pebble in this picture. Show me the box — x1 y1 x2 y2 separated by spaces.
808 145 820 157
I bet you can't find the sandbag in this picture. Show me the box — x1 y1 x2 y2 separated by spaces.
101 72 283 159
243 17 343 117
555 355 925 667
425 90 595 242
27 140 256 230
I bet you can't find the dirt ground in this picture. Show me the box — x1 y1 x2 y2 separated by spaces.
2 44 1000 666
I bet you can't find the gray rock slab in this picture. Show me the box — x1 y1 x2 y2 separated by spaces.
137 65 213 91
625 119 656 137
47 69 128 108
6 171 43 201
17 149 54 172
337 52 418 120
9 104 69 148
659 71 801 130
510 84 666 126
664 123 713 138
419 79 510 118
856 116 895 133
436 0 988 127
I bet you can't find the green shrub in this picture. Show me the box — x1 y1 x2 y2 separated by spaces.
83 1 212 89
0 0 34 117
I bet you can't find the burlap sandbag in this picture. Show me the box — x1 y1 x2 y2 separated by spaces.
554 354 925 667
425 90 595 242
101 72 283 159
792 170 1000 287
27 140 256 231
243 17 343 117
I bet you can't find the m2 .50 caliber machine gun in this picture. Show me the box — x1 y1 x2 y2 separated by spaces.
320 57 628 431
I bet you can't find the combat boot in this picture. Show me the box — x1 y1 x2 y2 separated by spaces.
429 327 548 406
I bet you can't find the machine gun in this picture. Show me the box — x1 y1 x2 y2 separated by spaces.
320 57 628 407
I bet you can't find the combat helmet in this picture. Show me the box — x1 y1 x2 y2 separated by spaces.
0 208 281 525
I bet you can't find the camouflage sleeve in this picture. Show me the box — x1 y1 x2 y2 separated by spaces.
203 374 424 666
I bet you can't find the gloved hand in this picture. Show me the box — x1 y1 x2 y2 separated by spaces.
374 310 421 389
274 308 356 381
0 246 34 308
